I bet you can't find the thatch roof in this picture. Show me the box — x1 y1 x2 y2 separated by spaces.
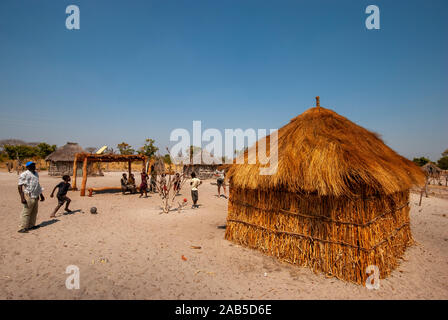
422 162 442 174
46 142 86 162
226 103 425 196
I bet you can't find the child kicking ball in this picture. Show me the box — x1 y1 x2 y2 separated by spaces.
50 175 72 218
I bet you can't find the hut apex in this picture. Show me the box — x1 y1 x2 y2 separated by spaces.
315 96 320 108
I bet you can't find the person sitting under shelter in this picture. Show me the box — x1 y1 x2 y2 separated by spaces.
121 173 134 195
127 173 137 194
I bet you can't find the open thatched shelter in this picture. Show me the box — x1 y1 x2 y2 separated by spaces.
46 142 94 176
225 97 424 284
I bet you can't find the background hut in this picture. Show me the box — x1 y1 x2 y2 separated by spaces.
46 142 94 176
225 98 424 284
422 162 442 185
183 149 220 179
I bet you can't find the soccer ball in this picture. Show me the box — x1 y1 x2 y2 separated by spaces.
90 207 97 214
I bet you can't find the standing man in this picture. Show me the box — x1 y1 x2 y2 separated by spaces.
17 161 44 233
214 168 227 199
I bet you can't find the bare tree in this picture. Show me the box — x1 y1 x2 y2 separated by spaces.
154 148 188 213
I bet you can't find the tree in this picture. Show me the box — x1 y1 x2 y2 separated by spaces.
188 146 202 161
36 142 56 159
442 149 448 157
85 147 97 154
117 142 135 155
437 156 448 170
163 154 172 165
137 139 158 158
412 157 430 167
3 145 38 160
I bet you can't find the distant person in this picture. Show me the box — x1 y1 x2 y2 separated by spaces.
6 161 12 173
160 173 167 194
16 159 23 175
139 168 148 198
50 175 72 218
149 165 157 193
127 173 137 194
214 168 227 198
173 173 181 194
17 161 44 233
121 173 129 194
190 172 202 209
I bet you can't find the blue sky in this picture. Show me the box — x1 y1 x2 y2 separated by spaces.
0 0 446 161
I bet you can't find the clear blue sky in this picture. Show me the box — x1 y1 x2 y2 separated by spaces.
0 0 446 161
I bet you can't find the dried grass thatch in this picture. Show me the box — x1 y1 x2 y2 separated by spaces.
46 142 86 162
225 99 425 285
226 105 424 197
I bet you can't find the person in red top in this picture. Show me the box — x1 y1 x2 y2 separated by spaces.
139 168 149 198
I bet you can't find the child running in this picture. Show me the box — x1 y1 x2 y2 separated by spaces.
50 175 72 217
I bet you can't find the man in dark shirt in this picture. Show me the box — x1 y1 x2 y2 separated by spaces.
50 175 72 217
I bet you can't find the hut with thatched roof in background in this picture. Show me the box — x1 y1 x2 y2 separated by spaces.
225 97 425 284
46 142 94 176
183 149 220 179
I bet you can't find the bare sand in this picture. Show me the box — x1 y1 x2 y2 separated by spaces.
0 171 447 299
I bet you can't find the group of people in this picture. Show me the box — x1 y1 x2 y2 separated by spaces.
17 161 72 233
16 162 228 233
5 161 24 174
120 167 183 199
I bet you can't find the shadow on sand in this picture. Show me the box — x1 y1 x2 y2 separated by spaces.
37 219 59 228
63 209 82 215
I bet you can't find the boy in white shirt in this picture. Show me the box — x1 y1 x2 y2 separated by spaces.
190 172 202 209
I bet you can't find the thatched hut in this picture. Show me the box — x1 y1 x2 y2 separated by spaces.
225 98 424 284
46 142 94 176
183 149 220 179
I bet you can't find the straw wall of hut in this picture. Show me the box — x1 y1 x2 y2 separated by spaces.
225 99 424 284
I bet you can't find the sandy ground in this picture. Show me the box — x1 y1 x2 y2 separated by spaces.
0 171 447 300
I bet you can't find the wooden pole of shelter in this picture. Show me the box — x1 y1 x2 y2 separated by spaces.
128 160 132 177
80 157 88 196
72 154 78 190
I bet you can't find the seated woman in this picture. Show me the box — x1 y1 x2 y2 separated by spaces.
127 173 137 194
121 173 129 194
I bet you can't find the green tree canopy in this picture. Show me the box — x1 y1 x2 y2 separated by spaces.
412 157 430 167
437 156 448 170
162 154 172 165
137 138 158 158
442 149 448 157
36 142 56 159
4 145 38 160
117 142 135 155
